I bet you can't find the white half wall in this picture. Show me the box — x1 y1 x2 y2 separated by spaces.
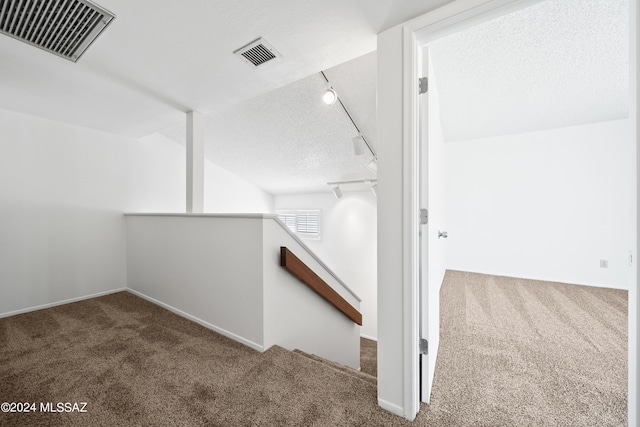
126 214 361 367
125 215 265 349
0 108 130 316
274 191 377 339
445 119 633 289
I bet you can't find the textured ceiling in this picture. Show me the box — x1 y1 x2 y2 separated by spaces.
162 0 630 195
161 52 377 195
0 0 451 138
430 0 629 142
0 0 630 196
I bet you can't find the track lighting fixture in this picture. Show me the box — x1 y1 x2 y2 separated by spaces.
319 71 377 167
371 184 377 197
327 179 377 198
352 135 366 155
367 159 378 173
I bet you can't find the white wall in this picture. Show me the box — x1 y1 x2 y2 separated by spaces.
0 112 274 317
126 215 265 350
204 160 274 214
127 133 186 213
262 218 360 369
376 22 407 417
0 108 130 316
445 119 633 289
274 191 378 340
127 132 274 214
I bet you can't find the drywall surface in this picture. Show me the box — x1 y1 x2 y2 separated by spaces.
445 119 633 289
204 160 274 214
376 23 407 417
0 108 129 316
127 132 273 214
126 215 265 349
262 219 360 369
273 191 377 339
127 133 187 213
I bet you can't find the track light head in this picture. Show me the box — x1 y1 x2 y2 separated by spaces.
323 88 338 105
352 135 366 155
332 186 343 199
367 159 378 173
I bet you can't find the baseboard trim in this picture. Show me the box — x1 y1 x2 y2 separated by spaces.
377 398 405 417
360 333 378 341
126 288 264 353
0 288 127 319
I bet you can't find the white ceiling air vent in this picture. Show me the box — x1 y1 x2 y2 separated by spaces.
0 0 115 62
234 37 281 68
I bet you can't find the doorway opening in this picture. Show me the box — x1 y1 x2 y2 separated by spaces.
410 0 636 421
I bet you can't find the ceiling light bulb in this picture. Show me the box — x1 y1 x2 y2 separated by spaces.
332 186 343 198
323 88 337 105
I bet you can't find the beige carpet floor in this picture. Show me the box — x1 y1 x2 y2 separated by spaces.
420 270 628 426
359 337 377 378
0 271 628 426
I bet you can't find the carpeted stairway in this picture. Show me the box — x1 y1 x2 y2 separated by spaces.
293 349 376 386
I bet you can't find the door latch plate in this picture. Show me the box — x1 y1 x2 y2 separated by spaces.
420 338 428 355
420 209 428 225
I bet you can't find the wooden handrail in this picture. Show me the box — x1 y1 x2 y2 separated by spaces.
280 247 362 326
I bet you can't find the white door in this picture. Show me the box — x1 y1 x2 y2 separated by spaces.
419 45 447 403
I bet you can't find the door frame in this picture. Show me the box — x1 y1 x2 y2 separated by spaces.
397 0 638 422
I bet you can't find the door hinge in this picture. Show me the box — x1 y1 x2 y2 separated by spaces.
420 208 428 225
419 77 428 94
420 338 428 355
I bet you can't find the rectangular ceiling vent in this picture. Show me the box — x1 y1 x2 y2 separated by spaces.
0 0 115 62
234 37 281 68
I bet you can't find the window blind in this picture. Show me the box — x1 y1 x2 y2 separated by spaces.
276 209 321 240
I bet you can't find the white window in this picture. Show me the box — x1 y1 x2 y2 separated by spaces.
277 211 297 233
296 210 320 238
277 209 321 240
